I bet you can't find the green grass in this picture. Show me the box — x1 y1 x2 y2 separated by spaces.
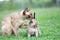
0 7 60 40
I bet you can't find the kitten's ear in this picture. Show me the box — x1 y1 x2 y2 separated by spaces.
34 12 36 19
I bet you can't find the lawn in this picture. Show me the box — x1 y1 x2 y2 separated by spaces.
0 7 60 40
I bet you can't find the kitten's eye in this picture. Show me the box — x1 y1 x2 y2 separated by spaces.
29 21 33 24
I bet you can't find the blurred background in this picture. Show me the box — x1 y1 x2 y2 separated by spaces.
0 0 60 10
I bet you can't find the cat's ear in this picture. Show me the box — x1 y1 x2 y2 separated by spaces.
24 8 30 12
23 10 25 15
